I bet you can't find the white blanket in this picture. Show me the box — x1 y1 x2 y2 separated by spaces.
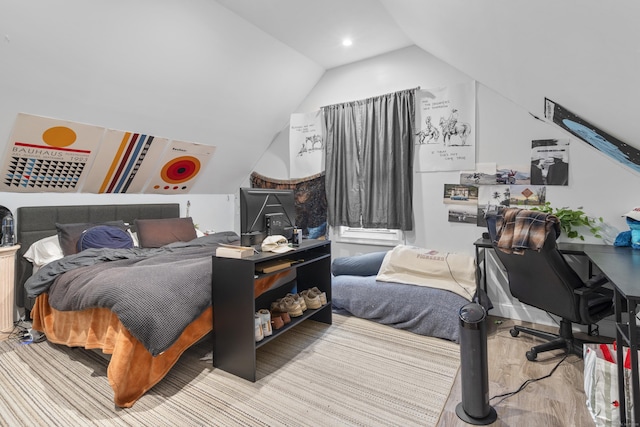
376 245 476 301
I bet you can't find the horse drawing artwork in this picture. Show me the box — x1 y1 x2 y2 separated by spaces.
415 116 439 144
297 134 324 157
439 116 471 146
415 126 439 144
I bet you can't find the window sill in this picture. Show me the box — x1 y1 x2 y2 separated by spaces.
333 226 404 246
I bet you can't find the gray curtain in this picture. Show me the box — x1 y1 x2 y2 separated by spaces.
323 88 415 231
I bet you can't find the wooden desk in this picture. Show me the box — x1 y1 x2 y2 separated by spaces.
475 237 640 423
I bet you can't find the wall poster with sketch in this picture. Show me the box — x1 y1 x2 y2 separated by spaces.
289 110 324 179
414 81 476 172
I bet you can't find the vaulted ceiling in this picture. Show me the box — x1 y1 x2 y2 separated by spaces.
219 0 639 145
1 1 637 195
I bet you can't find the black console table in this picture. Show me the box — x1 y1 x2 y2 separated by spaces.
212 239 332 381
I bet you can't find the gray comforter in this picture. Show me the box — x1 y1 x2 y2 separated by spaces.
25 232 239 356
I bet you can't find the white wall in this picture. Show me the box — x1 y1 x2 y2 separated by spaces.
0 0 327 237
254 45 637 329
385 0 640 149
0 0 324 195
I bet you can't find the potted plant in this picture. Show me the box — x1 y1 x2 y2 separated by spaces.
532 202 605 241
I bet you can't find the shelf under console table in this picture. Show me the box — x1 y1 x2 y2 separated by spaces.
212 239 332 382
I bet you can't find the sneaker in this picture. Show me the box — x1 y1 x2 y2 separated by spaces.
300 289 322 309
257 309 272 337
271 296 303 317
310 287 327 305
255 314 264 342
287 293 307 311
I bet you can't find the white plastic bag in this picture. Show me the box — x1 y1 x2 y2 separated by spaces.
584 343 634 427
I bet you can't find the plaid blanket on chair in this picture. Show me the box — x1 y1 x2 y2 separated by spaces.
494 208 560 254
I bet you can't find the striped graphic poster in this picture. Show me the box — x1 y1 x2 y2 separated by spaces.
0 113 104 192
81 129 169 193
143 140 215 194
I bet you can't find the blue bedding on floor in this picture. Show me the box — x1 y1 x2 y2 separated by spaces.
331 274 469 343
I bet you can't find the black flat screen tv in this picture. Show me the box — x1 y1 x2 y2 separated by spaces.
239 187 296 247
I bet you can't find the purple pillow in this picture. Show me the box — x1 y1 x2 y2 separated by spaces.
77 225 134 252
56 220 128 256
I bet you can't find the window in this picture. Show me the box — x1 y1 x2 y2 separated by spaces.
334 226 404 246
323 88 416 231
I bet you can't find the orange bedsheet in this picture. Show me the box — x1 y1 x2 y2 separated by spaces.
30 269 294 407
31 294 212 408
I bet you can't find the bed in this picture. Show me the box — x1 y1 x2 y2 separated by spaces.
331 246 491 343
16 203 243 408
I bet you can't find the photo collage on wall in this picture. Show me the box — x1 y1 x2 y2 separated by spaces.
445 156 554 227
0 113 214 194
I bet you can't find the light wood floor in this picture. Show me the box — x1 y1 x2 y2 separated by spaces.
437 316 612 427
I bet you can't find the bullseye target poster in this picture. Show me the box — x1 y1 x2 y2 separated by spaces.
0 113 104 192
143 140 215 194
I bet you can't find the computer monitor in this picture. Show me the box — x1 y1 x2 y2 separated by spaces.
239 187 296 247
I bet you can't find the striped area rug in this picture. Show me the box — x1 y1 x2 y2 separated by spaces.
0 314 460 426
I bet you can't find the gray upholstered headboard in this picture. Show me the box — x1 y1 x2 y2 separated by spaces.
16 203 181 312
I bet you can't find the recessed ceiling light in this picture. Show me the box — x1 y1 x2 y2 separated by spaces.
342 38 353 47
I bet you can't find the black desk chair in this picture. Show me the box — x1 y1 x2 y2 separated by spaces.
487 208 614 361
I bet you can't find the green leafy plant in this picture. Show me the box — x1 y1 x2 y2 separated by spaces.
532 202 603 241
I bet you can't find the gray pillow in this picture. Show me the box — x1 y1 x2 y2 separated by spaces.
134 217 197 248
331 251 388 277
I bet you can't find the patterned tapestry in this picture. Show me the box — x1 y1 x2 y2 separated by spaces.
250 171 327 239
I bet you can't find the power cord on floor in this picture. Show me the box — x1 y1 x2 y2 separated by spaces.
489 354 568 406
3 319 47 344
2 319 30 341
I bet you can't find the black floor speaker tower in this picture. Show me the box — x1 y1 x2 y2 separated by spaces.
455 302 497 425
